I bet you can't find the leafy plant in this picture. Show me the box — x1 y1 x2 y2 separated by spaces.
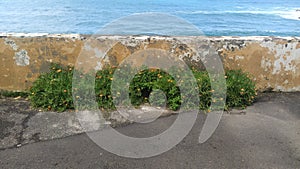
0 90 29 98
29 63 74 112
29 63 257 112
225 70 257 109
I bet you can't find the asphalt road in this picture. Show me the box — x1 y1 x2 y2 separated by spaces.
1 93 300 169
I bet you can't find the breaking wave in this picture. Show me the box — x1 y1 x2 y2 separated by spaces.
175 9 300 21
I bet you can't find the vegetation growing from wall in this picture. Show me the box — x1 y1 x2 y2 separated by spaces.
0 90 29 98
29 63 257 112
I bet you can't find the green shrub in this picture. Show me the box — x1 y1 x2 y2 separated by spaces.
192 70 212 110
94 66 115 110
130 68 181 110
29 63 74 112
225 70 257 109
29 63 257 112
0 90 29 98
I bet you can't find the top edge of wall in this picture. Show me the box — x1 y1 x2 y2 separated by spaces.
0 32 300 41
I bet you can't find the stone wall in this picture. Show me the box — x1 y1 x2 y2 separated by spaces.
0 33 299 91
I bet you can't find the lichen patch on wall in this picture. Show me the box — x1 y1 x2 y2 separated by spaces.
4 38 19 51
14 49 30 66
4 38 30 66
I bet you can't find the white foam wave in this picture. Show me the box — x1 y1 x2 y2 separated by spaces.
277 10 300 20
175 9 300 20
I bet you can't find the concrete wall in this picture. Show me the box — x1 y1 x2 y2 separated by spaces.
0 33 299 91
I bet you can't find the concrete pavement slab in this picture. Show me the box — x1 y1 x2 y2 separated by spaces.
0 93 299 168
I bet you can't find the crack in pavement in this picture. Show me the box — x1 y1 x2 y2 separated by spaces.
0 98 37 150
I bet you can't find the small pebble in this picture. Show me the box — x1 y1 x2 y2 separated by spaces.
14 96 21 100
104 121 111 125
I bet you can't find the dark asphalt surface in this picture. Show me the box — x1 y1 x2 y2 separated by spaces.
0 93 300 169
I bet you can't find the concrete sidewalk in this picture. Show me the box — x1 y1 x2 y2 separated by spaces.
0 92 300 168
0 97 175 149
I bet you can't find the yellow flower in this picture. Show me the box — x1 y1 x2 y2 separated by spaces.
241 88 245 91
63 90 67 93
56 69 62 73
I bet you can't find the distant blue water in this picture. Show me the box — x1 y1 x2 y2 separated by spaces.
0 0 299 36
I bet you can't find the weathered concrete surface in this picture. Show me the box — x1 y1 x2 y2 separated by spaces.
22 106 173 145
22 111 83 145
0 98 35 149
0 97 175 149
0 92 299 168
0 34 83 90
1 34 300 91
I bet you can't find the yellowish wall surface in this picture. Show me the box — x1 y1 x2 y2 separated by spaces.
1 34 299 91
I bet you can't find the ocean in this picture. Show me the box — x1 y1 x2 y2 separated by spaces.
0 0 299 36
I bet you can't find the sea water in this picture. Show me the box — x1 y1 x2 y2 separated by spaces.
0 0 299 36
